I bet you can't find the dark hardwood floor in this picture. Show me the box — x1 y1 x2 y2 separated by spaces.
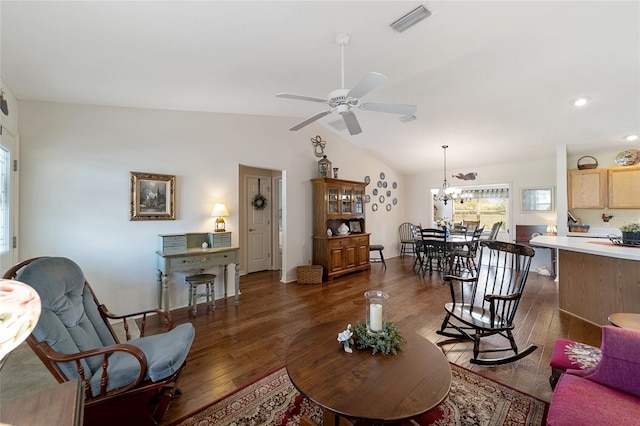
151 256 601 425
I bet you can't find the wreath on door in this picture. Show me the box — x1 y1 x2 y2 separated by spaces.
251 179 268 210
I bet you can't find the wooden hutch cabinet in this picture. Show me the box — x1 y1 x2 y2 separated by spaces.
312 178 370 281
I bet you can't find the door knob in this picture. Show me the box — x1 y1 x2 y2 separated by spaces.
249 228 255 232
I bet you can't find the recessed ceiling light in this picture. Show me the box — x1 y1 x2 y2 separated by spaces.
625 134 639 141
572 97 591 107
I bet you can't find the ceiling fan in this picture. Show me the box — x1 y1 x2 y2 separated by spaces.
276 34 417 136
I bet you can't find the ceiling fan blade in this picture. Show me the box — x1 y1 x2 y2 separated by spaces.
341 111 362 136
276 93 328 103
347 72 388 100
289 110 333 131
328 118 347 131
360 102 417 115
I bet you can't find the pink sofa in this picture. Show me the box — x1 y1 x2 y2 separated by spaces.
547 326 640 425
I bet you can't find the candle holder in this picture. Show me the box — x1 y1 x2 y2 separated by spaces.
365 290 388 334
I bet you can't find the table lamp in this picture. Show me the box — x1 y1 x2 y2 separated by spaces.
212 203 229 232
0 280 41 368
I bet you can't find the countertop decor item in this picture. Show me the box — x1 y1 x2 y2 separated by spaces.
577 155 598 170
615 149 640 166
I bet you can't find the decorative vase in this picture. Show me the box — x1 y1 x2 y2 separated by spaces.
364 290 388 334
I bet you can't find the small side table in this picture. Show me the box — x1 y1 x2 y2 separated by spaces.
608 313 640 331
0 379 84 425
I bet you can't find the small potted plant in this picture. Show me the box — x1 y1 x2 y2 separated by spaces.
619 222 640 241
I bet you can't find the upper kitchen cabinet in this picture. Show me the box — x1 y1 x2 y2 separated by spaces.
608 165 640 209
568 168 607 209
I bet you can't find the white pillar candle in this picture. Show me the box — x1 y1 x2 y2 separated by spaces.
370 303 383 331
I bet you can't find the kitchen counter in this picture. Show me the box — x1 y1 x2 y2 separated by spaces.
530 235 640 326
531 235 640 261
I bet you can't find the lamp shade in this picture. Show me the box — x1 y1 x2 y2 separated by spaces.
211 203 229 218
212 203 229 232
0 280 41 363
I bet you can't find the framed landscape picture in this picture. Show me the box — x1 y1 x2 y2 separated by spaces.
130 171 176 220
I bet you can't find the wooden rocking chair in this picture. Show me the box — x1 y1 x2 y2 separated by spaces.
3 257 195 425
436 240 537 365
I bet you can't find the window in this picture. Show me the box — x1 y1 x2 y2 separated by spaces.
453 187 508 232
0 146 9 253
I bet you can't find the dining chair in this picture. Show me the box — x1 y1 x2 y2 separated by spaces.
450 224 468 236
436 240 537 365
398 222 418 258
451 226 484 274
483 221 502 241
463 220 480 234
415 227 449 276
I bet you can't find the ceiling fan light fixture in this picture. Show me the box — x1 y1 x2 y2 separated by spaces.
399 114 416 123
390 5 431 33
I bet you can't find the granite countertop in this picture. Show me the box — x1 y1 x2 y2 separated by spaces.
530 235 640 261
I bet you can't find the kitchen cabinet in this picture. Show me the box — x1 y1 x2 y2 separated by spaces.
568 166 640 209
311 178 370 281
567 169 607 209
608 165 640 209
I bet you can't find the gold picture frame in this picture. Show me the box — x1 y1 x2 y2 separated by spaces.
130 171 176 220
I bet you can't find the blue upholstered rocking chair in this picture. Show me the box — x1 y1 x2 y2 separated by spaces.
3 257 195 425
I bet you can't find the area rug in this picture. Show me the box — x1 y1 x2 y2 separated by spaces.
171 364 548 426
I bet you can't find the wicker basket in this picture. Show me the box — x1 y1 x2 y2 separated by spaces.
569 225 590 233
577 156 598 170
297 265 323 284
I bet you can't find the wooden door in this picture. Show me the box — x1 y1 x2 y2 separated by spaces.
247 176 271 273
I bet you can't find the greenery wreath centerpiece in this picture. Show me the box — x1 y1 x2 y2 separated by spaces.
353 319 405 355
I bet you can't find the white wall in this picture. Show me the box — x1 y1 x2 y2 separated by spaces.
17 101 405 313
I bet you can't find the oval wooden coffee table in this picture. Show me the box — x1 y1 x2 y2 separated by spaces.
285 320 451 425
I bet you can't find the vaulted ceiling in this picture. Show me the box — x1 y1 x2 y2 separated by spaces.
2 1 638 174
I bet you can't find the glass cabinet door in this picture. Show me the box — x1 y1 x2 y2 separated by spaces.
328 187 339 214
341 188 352 214
354 189 363 214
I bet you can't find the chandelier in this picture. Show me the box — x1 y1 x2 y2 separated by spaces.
431 145 461 205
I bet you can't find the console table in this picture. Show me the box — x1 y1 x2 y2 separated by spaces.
156 232 240 312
